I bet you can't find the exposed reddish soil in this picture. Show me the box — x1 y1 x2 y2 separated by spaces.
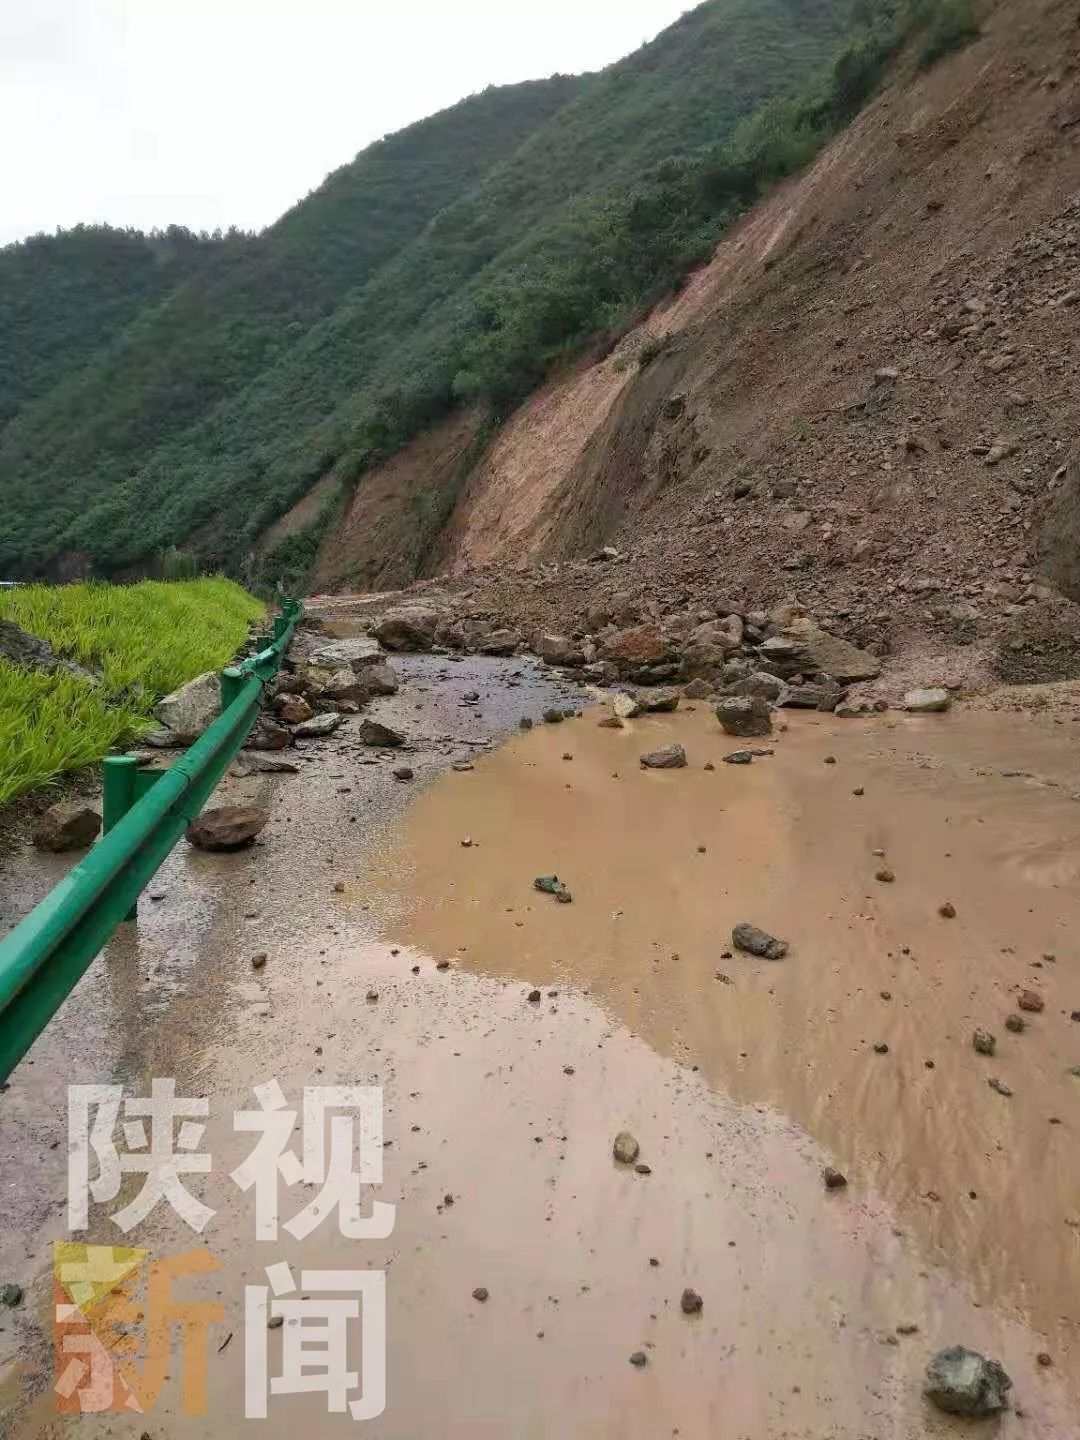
282 0 1080 684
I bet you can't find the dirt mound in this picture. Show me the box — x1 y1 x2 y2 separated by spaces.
296 0 1080 682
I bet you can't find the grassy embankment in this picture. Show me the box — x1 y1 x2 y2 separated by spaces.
0 578 264 807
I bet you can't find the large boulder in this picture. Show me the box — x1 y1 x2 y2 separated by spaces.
534 634 585 668
373 609 440 652
600 625 671 668
33 803 101 853
777 679 843 712
640 743 687 770
681 619 743 677
767 620 881 684
185 806 267 852
306 637 384 672
477 628 522 656
732 671 786 702
153 671 221 743
904 687 950 713
716 696 773 738
924 1347 1011 1418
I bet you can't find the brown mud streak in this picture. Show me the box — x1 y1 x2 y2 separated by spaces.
371 704 1080 1409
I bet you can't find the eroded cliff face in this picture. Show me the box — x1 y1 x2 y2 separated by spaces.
288 0 1080 670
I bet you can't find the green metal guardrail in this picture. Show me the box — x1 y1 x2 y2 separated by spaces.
0 599 302 1082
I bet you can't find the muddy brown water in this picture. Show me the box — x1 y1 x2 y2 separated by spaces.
2 662 1079 1437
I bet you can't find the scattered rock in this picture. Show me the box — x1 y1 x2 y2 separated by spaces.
542 707 565 724
0 1283 24 1307
972 1030 996 1056
771 620 881 684
534 874 572 903
904 687 951 713
874 1042 890 1055
988 1077 1013 1098
275 693 314 725
293 712 343 738
247 716 292 751
823 1167 848 1190
683 677 713 700
357 719 405 747
723 750 754 765
613 1132 640 1165
715 695 772 738
641 687 681 713
362 662 400 697
527 989 542 1003
392 765 414 781
185 805 267 851
597 715 624 729
924 1346 1012 1417
680 1288 703 1315
251 952 268 970
938 901 957 919
33 803 101 853
640 743 687 769
875 868 896 884
1018 989 1044 1013
732 923 788 960
535 634 585 668
472 1287 489 1303
629 1351 648 1368
1005 1013 1026 1034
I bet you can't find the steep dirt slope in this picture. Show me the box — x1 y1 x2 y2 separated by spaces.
308 0 1080 679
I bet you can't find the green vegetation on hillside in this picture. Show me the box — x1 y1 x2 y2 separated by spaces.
0 578 263 805
0 0 977 585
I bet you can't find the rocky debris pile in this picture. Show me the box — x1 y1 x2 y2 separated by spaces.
33 802 101 853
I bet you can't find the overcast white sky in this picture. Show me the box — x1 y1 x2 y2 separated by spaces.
0 0 693 247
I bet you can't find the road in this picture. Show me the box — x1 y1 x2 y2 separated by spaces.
1 649 1079 1436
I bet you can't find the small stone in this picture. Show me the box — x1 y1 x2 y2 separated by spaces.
680 1288 703 1315
460 837 474 848
823 1167 848 1190
542 708 565 724
357 718 405 747
853 786 864 796
1018 989 1044 1013
268 1314 284 1330
393 766 415 781
972 1030 996 1056
519 717 533 730
451 760 474 772
534 874 572 903
875 868 895 883
732 923 788 960
333 881 345 893
823 755 837 765
924 1346 1012 1417
250 952 268 970
939 901 956 918
365 989 379 1003
1005 1013 1025 1033
874 1042 889 1055
613 1132 640 1165
629 1351 648 1368
0 1283 24 1307
472 1287 489 1303
527 989 542 1003
634 1162 652 1176
1037 1352 1053 1367
988 1077 1013 1098
723 750 754 765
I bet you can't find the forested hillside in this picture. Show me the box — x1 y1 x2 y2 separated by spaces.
0 0 963 582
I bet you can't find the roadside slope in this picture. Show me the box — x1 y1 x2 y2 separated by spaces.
310 0 1080 677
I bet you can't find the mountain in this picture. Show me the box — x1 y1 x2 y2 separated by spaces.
0 0 946 582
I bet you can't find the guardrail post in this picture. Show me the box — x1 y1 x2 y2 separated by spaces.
102 756 139 921
220 666 246 710
272 615 287 641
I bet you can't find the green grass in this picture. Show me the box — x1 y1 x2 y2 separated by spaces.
0 578 264 807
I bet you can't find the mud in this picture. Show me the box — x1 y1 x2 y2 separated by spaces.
2 665 1079 1437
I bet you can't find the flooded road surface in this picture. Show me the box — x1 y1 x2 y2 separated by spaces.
2 660 1079 1437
